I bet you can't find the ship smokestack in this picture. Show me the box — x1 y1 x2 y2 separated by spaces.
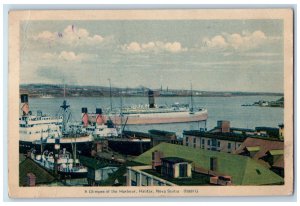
81 107 89 127
95 108 105 125
20 94 30 115
148 90 155 108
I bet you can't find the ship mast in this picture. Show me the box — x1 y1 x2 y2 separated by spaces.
108 78 113 112
60 84 70 135
190 83 194 113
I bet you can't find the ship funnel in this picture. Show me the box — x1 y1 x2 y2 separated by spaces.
81 107 88 114
96 108 102 114
148 90 155 108
20 94 30 115
81 107 89 127
21 94 28 103
96 108 105 125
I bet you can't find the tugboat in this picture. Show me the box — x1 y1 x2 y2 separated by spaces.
30 147 88 178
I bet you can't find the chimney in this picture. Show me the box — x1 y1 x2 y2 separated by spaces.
26 173 36 186
20 94 30 115
81 107 89 127
95 108 104 125
217 120 230 133
152 150 164 169
210 157 218 171
148 90 155 108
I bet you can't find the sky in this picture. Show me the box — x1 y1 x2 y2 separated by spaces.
20 20 284 92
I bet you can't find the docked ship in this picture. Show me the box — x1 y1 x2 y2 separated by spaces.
19 94 63 153
105 90 208 125
74 107 150 156
19 94 93 155
31 148 88 178
74 107 119 139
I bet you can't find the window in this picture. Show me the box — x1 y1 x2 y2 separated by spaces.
218 141 221 147
202 139 205 145
228 143 231 149
193 138 196 143
179 163 188 177
131 180 137 186
211 139 217 147
207 140 211 146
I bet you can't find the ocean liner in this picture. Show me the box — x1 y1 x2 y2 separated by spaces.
19 94 64 152
19 94 93 155
104 90 208 125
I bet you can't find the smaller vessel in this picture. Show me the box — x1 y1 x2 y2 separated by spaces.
40 94 54 99
31 148 88 178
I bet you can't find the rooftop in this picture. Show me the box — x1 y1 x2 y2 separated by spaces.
183 130 283 142
143 169 211 186
230 127 255 133
234 137 284 161
134 143 284 185
79 155 120 170
269 150 284 156
161 157 193 164
272 155 284 168
183 130 248 142
19 158 56 186
246 146 261 152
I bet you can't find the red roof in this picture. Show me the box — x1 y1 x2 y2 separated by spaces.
273 155 284 168
234 137 284 161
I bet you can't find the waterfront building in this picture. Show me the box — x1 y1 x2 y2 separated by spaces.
183 120 283 154
127 165 176 186
79 156 119 186
255 127 280 138
127 143 284 186
183 130 244 153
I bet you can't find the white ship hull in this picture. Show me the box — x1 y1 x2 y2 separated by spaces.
19 123 62 142
106 109 208 125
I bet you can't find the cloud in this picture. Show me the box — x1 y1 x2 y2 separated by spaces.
36 66 78 84
202 30 277 51
33 25 105 46
122 41 187 53
42 51 92 62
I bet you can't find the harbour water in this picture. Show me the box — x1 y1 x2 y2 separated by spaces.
28 95 283 137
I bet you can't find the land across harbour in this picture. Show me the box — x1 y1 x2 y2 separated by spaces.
26 95 283 136
20 84 283 98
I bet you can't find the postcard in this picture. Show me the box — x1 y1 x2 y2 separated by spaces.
8 9 294 198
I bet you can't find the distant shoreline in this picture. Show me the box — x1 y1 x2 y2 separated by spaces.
20 84 283 98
